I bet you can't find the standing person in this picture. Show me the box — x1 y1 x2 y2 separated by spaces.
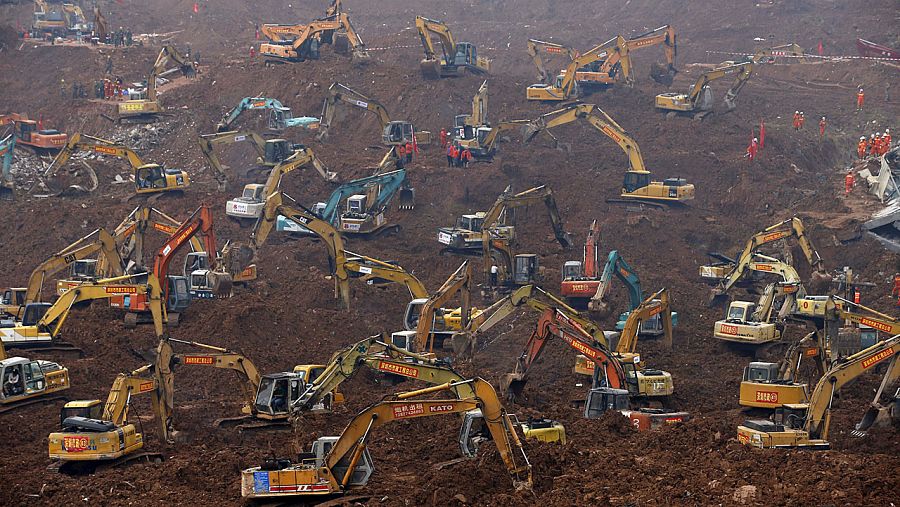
858 136 868 159
792 111 800 130
759 119 766 149
798 112 805 130
105 55 112 74
891 273 900 307
883 129 892 153
125 30 132 46
856 88 865 111
462 148 473 168
59 78 67 98
439 128 448 148
446 143 454 167
818 117 826 138
746 137 758 161
395 143 405 164
454 144 463 167
844 170 855 194
404 141 413 163
872 133 882 157
249 46 256 58
490 265 499 287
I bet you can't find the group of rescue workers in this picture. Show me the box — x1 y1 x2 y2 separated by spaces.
857 129 892 159
439 128 474 168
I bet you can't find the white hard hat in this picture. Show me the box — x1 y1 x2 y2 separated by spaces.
877 132 881 136
886 128 891 133
821 117 825 120
860 136 865 140
800 111 804 115
795 110 799 114
753 137 758 142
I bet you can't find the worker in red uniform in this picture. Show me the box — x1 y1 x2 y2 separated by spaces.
746 137 758 161
461 148 473 168
818 117 826 138
439 128 448 148
883 129 892 153
446 143 454 167
844 170 855 194
792 111 800 130
798 112 805 129
249 46 256 58
858 136 868 159
857 88 865 111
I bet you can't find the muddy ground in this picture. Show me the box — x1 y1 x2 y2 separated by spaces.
0 0 898 505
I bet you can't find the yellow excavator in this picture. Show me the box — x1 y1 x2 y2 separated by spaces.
714 255 804 346
227 191 350 307
224 147 333 222
199 130 336 191
118 45 196 123
739 330 827 410
2 273 166 353
526 36 629 101
415 16 491 78
241 377 532 499
704 217 827 302
48 363 171 473
259 12 368 63
526 39 579 84
524 103 695 206
318 82 432 146
738 333 900 449
453 80 489 150
44 133 190 196
655 61 754 119
0 341 71 414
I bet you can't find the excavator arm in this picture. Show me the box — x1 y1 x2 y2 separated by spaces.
320 378 531 491
100 364 171 443
343 251 429 299
527 39 577 83
504 307 627 396
45 133 147 180
147 45 196 102
260 14 367 63
197 130 268 190
415 261 472 353
415 16 456 64
37 273 166 339
257 147 336 197
314 169 407 225
318 82 392 140
253 191 350 307
588 250 643 313
625 25 677 83
24 227 125 305
616 289 673 353
153 205 227 302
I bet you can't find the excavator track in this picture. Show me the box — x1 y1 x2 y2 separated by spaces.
15 342 85 357
0 394 68 415
54 452 165 475
213 415 291 432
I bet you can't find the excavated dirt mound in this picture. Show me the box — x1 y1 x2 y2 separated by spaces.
0 0 899 505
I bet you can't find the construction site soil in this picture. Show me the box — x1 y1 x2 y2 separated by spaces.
1 0 899 505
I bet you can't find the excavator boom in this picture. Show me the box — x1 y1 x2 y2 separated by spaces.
415 16 490 79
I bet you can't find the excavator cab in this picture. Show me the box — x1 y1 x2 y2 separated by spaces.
263 139 294 165
345 195 367 215
725 301 754 323
254 372 306 417
134 164 190 194
452 42 478 66
59 399 103 424
1 288 26 308
69 260 98 282
382 121 415 145
458 408 490 458
562 261 583 280
458 214 485 232
305 436 373 486
743 362 778 382
584 387 630 419
19 302 52 326
623 171 652 194
513 254 541 285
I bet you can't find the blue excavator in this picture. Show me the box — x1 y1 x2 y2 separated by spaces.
1 131 16 200
276 169 413 237
216 97 319 133
583 250 677 336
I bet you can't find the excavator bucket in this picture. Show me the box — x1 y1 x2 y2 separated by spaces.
397 186 415 210
650 63 676 86
588 299 612 318
420 58 441 79
207 271 234 297
223 243 255 274
521 121 545 144
333 34 350 55
500 373 527 401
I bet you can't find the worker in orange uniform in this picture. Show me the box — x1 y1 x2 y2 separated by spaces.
872 133 882 157
818 117 826 138
404 141 413 163
844 170 855 194
891 273 900 306
858 136 867 159
856 88 865 111
883 129 892 153
798 112 805 129
746 137 758 161
249 46 256 58
792 111 800 130
869 134 878 157
439 128 448 148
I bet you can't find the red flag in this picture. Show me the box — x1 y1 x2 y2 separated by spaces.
759 120 765 149
817 41 823 55
193 3 199 13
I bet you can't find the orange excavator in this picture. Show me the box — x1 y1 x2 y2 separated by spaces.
504 306 688 430
0 113 67 151
560 219 602 305
112 205 232 327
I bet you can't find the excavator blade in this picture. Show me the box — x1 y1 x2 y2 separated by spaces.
420 59 441 79
397 186 415 210
650 63 675 86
